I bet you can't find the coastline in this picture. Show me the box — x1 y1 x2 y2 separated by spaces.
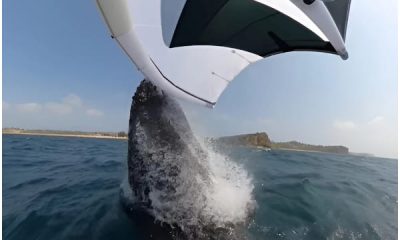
2 132 128 141
254 146 347 155
274 147 331 154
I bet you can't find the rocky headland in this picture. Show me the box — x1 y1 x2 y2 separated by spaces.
213 132 349 154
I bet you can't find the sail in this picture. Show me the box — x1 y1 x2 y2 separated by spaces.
96 0 351 107
324 0 351 40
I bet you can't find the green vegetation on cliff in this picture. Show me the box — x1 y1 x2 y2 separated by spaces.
214 132 349 154
215 132 272 148
271 141 349 154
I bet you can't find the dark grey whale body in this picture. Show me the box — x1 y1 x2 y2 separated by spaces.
124 80 252 239
127 79 211 203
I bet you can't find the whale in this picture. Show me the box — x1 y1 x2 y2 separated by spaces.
123 80 254 239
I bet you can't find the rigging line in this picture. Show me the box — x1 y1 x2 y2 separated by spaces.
149 58 216 107
212 71 230 83
231 49 253 64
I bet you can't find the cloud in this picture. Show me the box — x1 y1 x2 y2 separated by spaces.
43 94 84 115
44 102 73 115
9 95 95 116
63 94 82 107
334 116 385 131
10 94 104 117
86 108 104 117
333 120 357 130
3 94 106 130
16 103 42 113
367 116 384 125
330 116 396 158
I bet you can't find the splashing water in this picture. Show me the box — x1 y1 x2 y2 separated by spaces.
121 139 256 239
121 80 256 239
202 147 256 227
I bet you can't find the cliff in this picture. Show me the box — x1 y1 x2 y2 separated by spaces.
213 132 349 154
214 132 272 148
271 141 349 154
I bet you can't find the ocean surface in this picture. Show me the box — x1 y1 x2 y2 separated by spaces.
3 134 397 240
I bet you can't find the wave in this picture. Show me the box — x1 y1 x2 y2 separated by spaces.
9 177 54 190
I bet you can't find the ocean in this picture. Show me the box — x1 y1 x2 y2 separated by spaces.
2 134 397 240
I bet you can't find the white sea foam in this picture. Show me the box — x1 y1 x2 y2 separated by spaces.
121 136 255 238
202 148 256 227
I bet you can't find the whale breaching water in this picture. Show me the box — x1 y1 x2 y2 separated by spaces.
96 0 351 238
122 80 255 239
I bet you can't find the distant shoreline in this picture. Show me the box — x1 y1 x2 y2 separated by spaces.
2 132 128 141
212 132 350 155
275 147 325 153
275 147 345 154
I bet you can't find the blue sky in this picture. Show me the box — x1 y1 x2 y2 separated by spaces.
3 0 398 158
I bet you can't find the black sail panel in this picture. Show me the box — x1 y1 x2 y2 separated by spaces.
170 0 341 57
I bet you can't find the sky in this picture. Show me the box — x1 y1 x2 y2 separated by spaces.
2 0 398 158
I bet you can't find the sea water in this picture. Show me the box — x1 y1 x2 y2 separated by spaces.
2 135 397 239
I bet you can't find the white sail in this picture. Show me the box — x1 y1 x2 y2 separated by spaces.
96 0 351 107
